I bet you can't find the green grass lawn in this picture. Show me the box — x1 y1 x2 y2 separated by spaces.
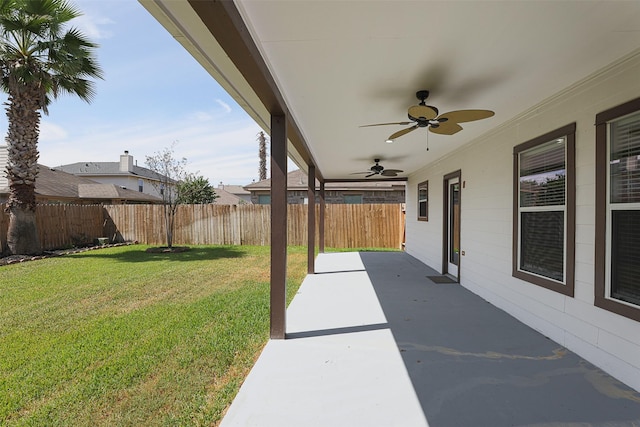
0 244 308 426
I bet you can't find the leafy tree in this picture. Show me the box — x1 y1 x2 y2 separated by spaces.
145 143 190 249
178 175 217 204
0 0 102 255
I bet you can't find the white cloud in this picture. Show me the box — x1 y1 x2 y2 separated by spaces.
38 113 267 185
39 121 68 142
193 111 214 122
215 99 232 113
71 14 115 40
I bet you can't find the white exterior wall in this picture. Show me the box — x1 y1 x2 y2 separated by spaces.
405 51 640 391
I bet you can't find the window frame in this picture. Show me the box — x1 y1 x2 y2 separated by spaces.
343 194 363 204
512 123 576 296
595 97 640 322
258 194 271 205
418 180 428 221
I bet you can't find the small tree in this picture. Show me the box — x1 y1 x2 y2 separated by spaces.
178 175 218 204
145 144 189 249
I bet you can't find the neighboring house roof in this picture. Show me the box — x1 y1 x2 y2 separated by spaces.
0 165 162 203
214 187 251 205
244 169 406 192
54 151 173 185
219 184 250 196
55 161 166 181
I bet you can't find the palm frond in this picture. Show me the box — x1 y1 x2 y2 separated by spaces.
0 0 101 104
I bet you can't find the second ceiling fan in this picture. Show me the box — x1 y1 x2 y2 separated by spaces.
362 90 495 141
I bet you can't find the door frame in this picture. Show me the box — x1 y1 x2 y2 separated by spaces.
442 169 462 282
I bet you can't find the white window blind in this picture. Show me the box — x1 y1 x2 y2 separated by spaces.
518 138 566 282
609 111 640 306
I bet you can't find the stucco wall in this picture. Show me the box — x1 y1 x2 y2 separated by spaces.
405 50 640 391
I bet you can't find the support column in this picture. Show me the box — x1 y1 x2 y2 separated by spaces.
270 114 287 339
307 164 316 274
319 181 325 253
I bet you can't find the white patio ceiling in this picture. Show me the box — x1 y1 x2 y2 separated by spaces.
141 0 640 181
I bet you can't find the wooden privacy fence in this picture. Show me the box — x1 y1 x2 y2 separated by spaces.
0 203 404 252
0 204 106 252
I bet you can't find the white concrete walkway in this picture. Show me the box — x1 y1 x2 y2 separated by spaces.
220 252 428 427
220 251 640 426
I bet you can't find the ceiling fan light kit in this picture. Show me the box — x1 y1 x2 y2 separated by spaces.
362 90 495 142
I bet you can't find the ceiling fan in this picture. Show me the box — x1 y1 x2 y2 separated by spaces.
361 90 494 141
352 159 403 178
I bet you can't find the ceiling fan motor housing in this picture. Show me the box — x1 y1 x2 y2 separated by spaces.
408 114 431 127
371 159 384 173
416 90 429 101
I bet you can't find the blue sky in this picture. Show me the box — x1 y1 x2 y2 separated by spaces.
0 0 271 186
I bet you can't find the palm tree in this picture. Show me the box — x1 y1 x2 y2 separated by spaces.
258 131 267 181
0 0 102 255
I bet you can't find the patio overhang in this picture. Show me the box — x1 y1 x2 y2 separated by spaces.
139 0 640 340
140 0 640 182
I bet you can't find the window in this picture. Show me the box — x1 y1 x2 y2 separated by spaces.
344 194 362 204
138 179 144 193
258 194 271 205
418 181 428 221
512 123 575 296
595 97 640 321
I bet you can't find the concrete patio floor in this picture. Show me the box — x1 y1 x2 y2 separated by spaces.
220 251 640 427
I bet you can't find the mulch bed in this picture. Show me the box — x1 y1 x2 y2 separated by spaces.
0 242 134 267
145 246 190 253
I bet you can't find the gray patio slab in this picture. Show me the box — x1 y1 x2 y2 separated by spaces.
220 251 640 427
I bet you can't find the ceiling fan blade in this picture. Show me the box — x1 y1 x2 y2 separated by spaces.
438 109 494 123
360 121 413 128
350 171 371 175
429 122 463 135
408 104 438 120
388 125 418 140
381 169 403 177
365 172 376 178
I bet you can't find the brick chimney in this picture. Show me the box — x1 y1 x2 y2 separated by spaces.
120 150 133 172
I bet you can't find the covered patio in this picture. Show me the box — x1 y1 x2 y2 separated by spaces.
140 0 640 414
220 251 640 426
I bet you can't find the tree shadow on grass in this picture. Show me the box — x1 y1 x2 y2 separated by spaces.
73 246 247 263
